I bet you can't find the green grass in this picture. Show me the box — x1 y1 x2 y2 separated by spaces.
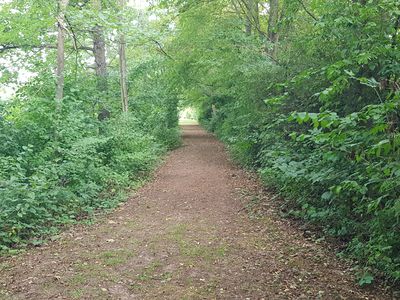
136 260 162 281
70 289 84 299
168 224 227 261
100 249 134 266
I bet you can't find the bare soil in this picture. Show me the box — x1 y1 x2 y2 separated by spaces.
0 125 391 299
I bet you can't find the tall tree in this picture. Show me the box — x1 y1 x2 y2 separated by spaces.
92 0 108 93
245 0 253 34
56 0 70 107
267 0 279 57
119 0 128 112
235 0 260 36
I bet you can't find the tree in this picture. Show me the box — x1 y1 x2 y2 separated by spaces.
232 0 261 36
92 0 108 93
267 0 279 57
56 0 70 107
119 0 129 113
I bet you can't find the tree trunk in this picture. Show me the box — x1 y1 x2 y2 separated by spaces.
119 0 128 113
92 0 107 92
119 37 128 113
245 0 252 35
245 0 259 35
253 0 261 39
55 0 69 108
267 0 279 57
232 0 260 37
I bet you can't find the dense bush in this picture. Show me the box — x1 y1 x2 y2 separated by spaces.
0 90 179 249
203 82 400 283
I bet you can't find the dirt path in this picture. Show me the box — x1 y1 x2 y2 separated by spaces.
0 126 390 299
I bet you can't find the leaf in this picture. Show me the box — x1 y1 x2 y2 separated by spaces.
358 274 374 286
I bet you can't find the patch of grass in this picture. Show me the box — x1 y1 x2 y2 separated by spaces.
70 288 84 299
128 282 144 292
129 261 174 292
71 259 119 283
169 223 189 238
136 260 162 281
180 242 227 261
180 283 218 299
160 271 173 282
104 256 126 266
214 245 227 257
98 249 134 266
0 249 26 257
69 274 87 285
73 261 91 272
168 223 227 262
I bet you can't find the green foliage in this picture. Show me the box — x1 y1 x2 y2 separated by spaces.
0 90 178 249
0 0 181 250
162 0 400 283
1 0 400 285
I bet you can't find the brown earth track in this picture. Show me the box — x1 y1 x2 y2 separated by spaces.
0 125 391 299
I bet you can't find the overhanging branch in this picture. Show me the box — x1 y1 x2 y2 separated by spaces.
150 39 175 60
297 0 318 21
0 44 93 54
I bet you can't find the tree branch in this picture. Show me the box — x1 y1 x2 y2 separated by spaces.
297 0 318 21
233 0 268 39
150 39 175 60
0 44 93 53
